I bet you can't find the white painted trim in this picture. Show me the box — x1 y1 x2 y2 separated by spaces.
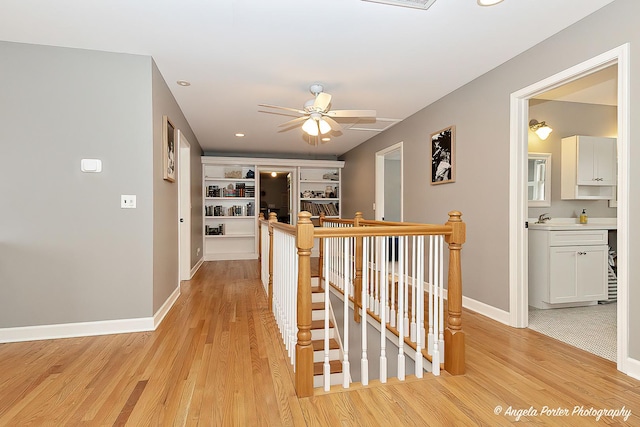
625 357 640 381
440 288 510 326
190 257 204 279
0 284 183 343
509 44 630 374
154 285 181 328
202 156 344 169
0 317 154 343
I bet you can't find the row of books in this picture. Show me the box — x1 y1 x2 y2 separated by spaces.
300 201 339 217
205 203 255 217
206 184 255 198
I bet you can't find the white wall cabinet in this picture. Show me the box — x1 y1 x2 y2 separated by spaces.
529 229 608 309
561 135 616 200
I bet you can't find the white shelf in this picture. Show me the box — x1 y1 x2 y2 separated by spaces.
204 177 254 182
204 215 255 219
300 179 339 184
205 197 254 201
300 198 339 201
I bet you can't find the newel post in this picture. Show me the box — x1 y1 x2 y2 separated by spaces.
295 211 315 397
268 212 277 310
353 212 363 323
444 211 466 375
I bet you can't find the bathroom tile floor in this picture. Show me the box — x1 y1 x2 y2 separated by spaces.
528 302 616 362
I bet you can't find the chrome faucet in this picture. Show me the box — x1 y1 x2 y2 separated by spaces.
537 213 551 224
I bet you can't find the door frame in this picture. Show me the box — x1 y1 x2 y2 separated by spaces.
508 44 630 372
375 142 404 221
178 130 191 281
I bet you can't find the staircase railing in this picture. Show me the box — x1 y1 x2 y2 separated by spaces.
259 210 466 398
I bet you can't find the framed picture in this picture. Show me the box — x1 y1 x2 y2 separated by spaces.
430 125 455 185
163 115 176 182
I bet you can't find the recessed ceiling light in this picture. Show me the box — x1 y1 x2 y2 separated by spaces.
477 0 504 6
321 137 331 142
176 80 191 86
271 172 277 177
235 133 245 137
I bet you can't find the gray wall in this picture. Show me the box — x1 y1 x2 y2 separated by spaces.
0 42 154 325
0 41 204 328
151 61 204 312
528 99 617 220
340 0 640 359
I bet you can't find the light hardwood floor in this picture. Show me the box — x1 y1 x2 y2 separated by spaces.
1 260 639 426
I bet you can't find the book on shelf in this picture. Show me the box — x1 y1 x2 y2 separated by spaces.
300 201 338 217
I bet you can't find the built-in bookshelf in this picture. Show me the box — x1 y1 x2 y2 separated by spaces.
202 162 257 260
299 167 341 221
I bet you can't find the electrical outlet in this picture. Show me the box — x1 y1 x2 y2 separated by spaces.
197 247 201 256
121 195 136 209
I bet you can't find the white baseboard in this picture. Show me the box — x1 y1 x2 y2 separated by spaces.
625 356 640 380
154 285 181 328
0 317 154 344
190 257 204 278
441 288 510 325
0 285 182 344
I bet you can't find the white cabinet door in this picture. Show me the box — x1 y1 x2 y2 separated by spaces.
548 245 607 304
576 136 616 186
548 246 579 303
577 245 608 301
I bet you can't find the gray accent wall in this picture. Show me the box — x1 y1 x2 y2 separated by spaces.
340 0 640 359
0 41 203 328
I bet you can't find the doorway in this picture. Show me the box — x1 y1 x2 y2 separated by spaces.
178 130 191 281
258 168 296 224
375 142 404 221
509 44 630 372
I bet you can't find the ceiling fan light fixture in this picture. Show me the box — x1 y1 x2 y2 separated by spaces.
318 118 332 135
362 0 437 10
477 0 504 5
302 117 319 136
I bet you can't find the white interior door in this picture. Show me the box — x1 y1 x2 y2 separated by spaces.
178 131 191 280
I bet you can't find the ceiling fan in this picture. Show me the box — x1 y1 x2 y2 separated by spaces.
259 84 376 141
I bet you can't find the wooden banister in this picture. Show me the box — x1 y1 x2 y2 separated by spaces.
295 211 314 397
444 211 465 375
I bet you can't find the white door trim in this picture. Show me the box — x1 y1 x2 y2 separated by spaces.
375 142 404 221
508 43 630 373
178 131 191 281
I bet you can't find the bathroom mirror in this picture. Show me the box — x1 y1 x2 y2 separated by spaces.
528 152 551 207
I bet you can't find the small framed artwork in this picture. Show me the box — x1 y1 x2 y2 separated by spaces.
163 115 176 182
430 125 455 185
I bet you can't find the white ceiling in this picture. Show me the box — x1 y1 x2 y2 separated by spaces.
1 0 616 157
535 65 618 106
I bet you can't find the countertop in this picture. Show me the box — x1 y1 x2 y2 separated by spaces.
528 217 617 231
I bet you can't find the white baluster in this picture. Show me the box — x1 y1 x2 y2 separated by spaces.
323 238 331 392
410 236 417 342
403 236 409 337
428 235 434 356
390 236 397 328
432 234 441 376
380 235 388 383
342 236 350 388
397 235 405 381
438 234 445 362
415 235 424 378
361 236 369 386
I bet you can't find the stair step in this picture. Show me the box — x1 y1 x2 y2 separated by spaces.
312 301 324 310
312 338 340 352
314 359 342 375
311 319 334 330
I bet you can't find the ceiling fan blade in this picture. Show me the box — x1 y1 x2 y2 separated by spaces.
278 116 308 127
326 109 377 118
313 93 332 112
322 116 342 132
258 104 306 115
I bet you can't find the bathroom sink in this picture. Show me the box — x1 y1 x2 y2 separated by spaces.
528 218 617 230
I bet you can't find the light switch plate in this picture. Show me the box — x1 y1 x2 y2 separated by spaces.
121 195 136 209
81 158 102 172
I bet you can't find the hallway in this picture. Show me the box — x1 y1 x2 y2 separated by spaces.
0 260 639 425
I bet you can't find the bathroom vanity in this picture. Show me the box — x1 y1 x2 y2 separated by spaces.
528 218 616 309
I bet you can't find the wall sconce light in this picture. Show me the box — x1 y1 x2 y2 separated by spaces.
529 119 553 140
